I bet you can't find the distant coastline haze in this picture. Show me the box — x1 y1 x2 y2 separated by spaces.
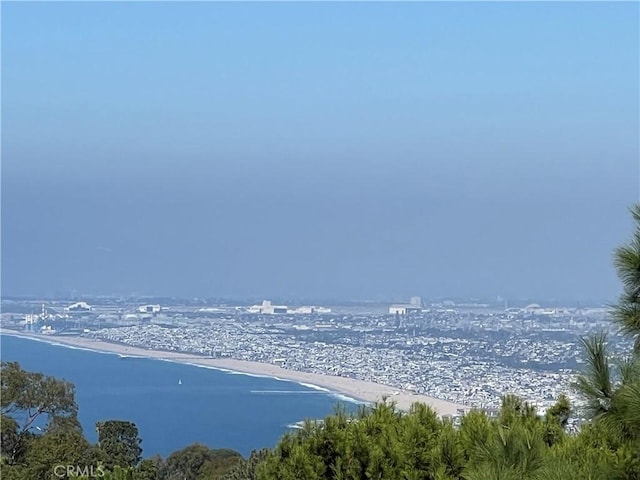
2 2 638 302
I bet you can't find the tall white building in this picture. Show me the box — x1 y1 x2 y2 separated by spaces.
247 300 288 314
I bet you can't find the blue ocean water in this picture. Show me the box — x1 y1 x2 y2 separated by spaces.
0 334 359 458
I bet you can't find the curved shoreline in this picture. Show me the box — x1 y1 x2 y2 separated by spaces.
0 329 465 416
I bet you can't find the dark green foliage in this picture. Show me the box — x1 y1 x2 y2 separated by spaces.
574 335 640 444
102 466 137 480
22 427 103 480
0 414 30 465
570 205 640 460
545 394 571 429
499 394 538 427
136 456 163 480
468 422 545 479
97 420 143 468
0 361 78 434
574 333 615 420
458 410 491 455
612 204 640 353
221 449 270 480
260 401 468 480
162 444 243 480
0 360 82 471
434 421 466 479
255 393 639 480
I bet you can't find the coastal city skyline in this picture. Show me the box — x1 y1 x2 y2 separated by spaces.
0 293 616 309
0 296 624 412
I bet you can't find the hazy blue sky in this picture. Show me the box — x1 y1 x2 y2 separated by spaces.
2 2 638 303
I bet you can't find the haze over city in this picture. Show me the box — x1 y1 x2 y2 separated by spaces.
2 2 638 302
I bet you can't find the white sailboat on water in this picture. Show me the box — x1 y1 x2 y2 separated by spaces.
178 379 182 385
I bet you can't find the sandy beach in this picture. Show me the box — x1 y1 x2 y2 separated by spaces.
0 329 465 416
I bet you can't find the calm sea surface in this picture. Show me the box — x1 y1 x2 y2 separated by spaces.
0 334 358 458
